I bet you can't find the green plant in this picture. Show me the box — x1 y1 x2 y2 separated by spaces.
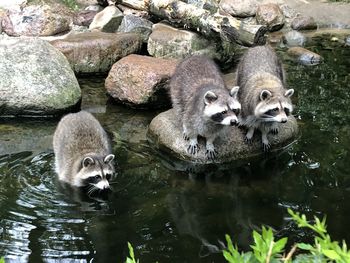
126 242 139 263
223 209 350 263
0 257 5 263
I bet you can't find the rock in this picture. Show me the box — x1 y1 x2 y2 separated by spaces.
287 47 323 65
187 0 219 14
73 10 97 26
346 36 350 46
0 0 26 9
0 37 81 117
147 23 219 61
89 5 123 32
291 15 317 31
85 4 104 12
76 0 97 6
120 0 149 11
148 109 298 163
283 30 306 47
219 0 258 18
279 4 297 19
117 4 150 19
256 3 285 32
1 4 72 37
105 54 178 108
50 32 142 74
117 14 153 43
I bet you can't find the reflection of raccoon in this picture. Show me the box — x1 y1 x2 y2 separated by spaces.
170 55 241 159
237 45 294 151
53 111 115 194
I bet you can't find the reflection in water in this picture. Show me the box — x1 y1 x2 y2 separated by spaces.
0 34 350 262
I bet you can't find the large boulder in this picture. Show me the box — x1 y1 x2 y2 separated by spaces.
291 15 317 31
50 32 142 74
89 5 123 32
117 14 153 43
147 23 219 60
1 4 72 36
219 0 258 18
148 109 299 163
105 54 178 108
0 37 81 117
256 3 285 32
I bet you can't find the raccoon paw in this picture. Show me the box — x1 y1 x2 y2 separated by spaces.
262 142 271 152
187 144 199 155
206 149 218 160
270 128 279 135
244 136 253 144
182 133 190 141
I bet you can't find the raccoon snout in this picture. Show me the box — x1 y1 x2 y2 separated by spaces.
230 120 238 126
281 119 287 123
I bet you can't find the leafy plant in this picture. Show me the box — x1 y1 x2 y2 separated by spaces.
0 257 5 263
126 242 139 263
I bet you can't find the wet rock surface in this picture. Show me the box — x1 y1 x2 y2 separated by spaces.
0 37 81 117
2 4 72 36
105 54 178 108
50 32 142 74
148 109 299 163
147 23 219 60
256 3 285 32
287 46 323 65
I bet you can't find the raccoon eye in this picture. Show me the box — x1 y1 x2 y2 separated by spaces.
221 110 227 115
233 108 240 115
273 108 279 112
106 174 112 181
94 175 100 181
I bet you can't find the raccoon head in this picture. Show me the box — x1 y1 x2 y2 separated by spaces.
203 86 241 126
255 88 294 123
74 154 115 192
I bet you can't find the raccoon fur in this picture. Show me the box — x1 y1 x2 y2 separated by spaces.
170 55 241 159
53 111 115 193
236 45 294 151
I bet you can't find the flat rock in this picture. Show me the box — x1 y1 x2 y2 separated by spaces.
2 4 72 36
105 54 178 108
50 31 142 74
287 46 323 65
0 37 81 117
291 15 317 31
147 22 219 60
219 0 258 18
148 109 299 163
89 5 123 32
256 3 285 32
117 14 153 43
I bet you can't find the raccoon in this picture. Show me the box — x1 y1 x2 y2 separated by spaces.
170 55 241 159
236 45 294 151
53 111 115 194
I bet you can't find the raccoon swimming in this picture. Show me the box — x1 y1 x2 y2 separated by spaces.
236 45 294 151
53 111 115 194
170 55 241 160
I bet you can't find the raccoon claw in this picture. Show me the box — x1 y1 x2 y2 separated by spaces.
187 144 199 155
182 133 190 141
206 149 218 160
244 136 253 144
270 128 279 135
263 142 271 152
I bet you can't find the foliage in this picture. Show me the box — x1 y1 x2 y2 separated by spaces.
60 0 79 10
223 208 350 263
0 257 4 263
126 242 139 263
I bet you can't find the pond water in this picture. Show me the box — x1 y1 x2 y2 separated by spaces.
1 31 350 262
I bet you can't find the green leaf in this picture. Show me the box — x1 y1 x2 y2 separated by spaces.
297 243 314 251
322 249 341 260
128 242 135 260
0 257 4 263
272 237 288 254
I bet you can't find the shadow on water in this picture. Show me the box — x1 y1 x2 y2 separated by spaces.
1 31 350 262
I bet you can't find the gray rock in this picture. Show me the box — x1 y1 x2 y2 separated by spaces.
89 5 123 32
187 0 219 14
85 4 104 12
117 14 153 43
346 36 350 46
283 30 306 47
219 0 258 18
256 3 285 32
73 10 98 26
50 32 142 74
287 46 323 65
291 15 317 31
105 54 178 108
0 37 81 117
148 109 299 163
147 23 219 61
1 4 72 37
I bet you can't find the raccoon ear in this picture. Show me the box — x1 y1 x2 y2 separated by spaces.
230 86 240 98
82 156 95 167
104 154 115 164
260 90 272 101
285 89 294 98
204 91 218 105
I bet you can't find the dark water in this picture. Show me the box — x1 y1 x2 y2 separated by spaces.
1 32 350 262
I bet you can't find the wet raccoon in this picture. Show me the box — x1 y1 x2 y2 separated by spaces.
170 55 241 159
53 111 115 194
236 45 294 151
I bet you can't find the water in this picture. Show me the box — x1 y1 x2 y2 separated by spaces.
1 32 350 262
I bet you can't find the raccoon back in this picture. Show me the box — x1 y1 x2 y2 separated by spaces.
53 111 111 176
170 56 226 115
